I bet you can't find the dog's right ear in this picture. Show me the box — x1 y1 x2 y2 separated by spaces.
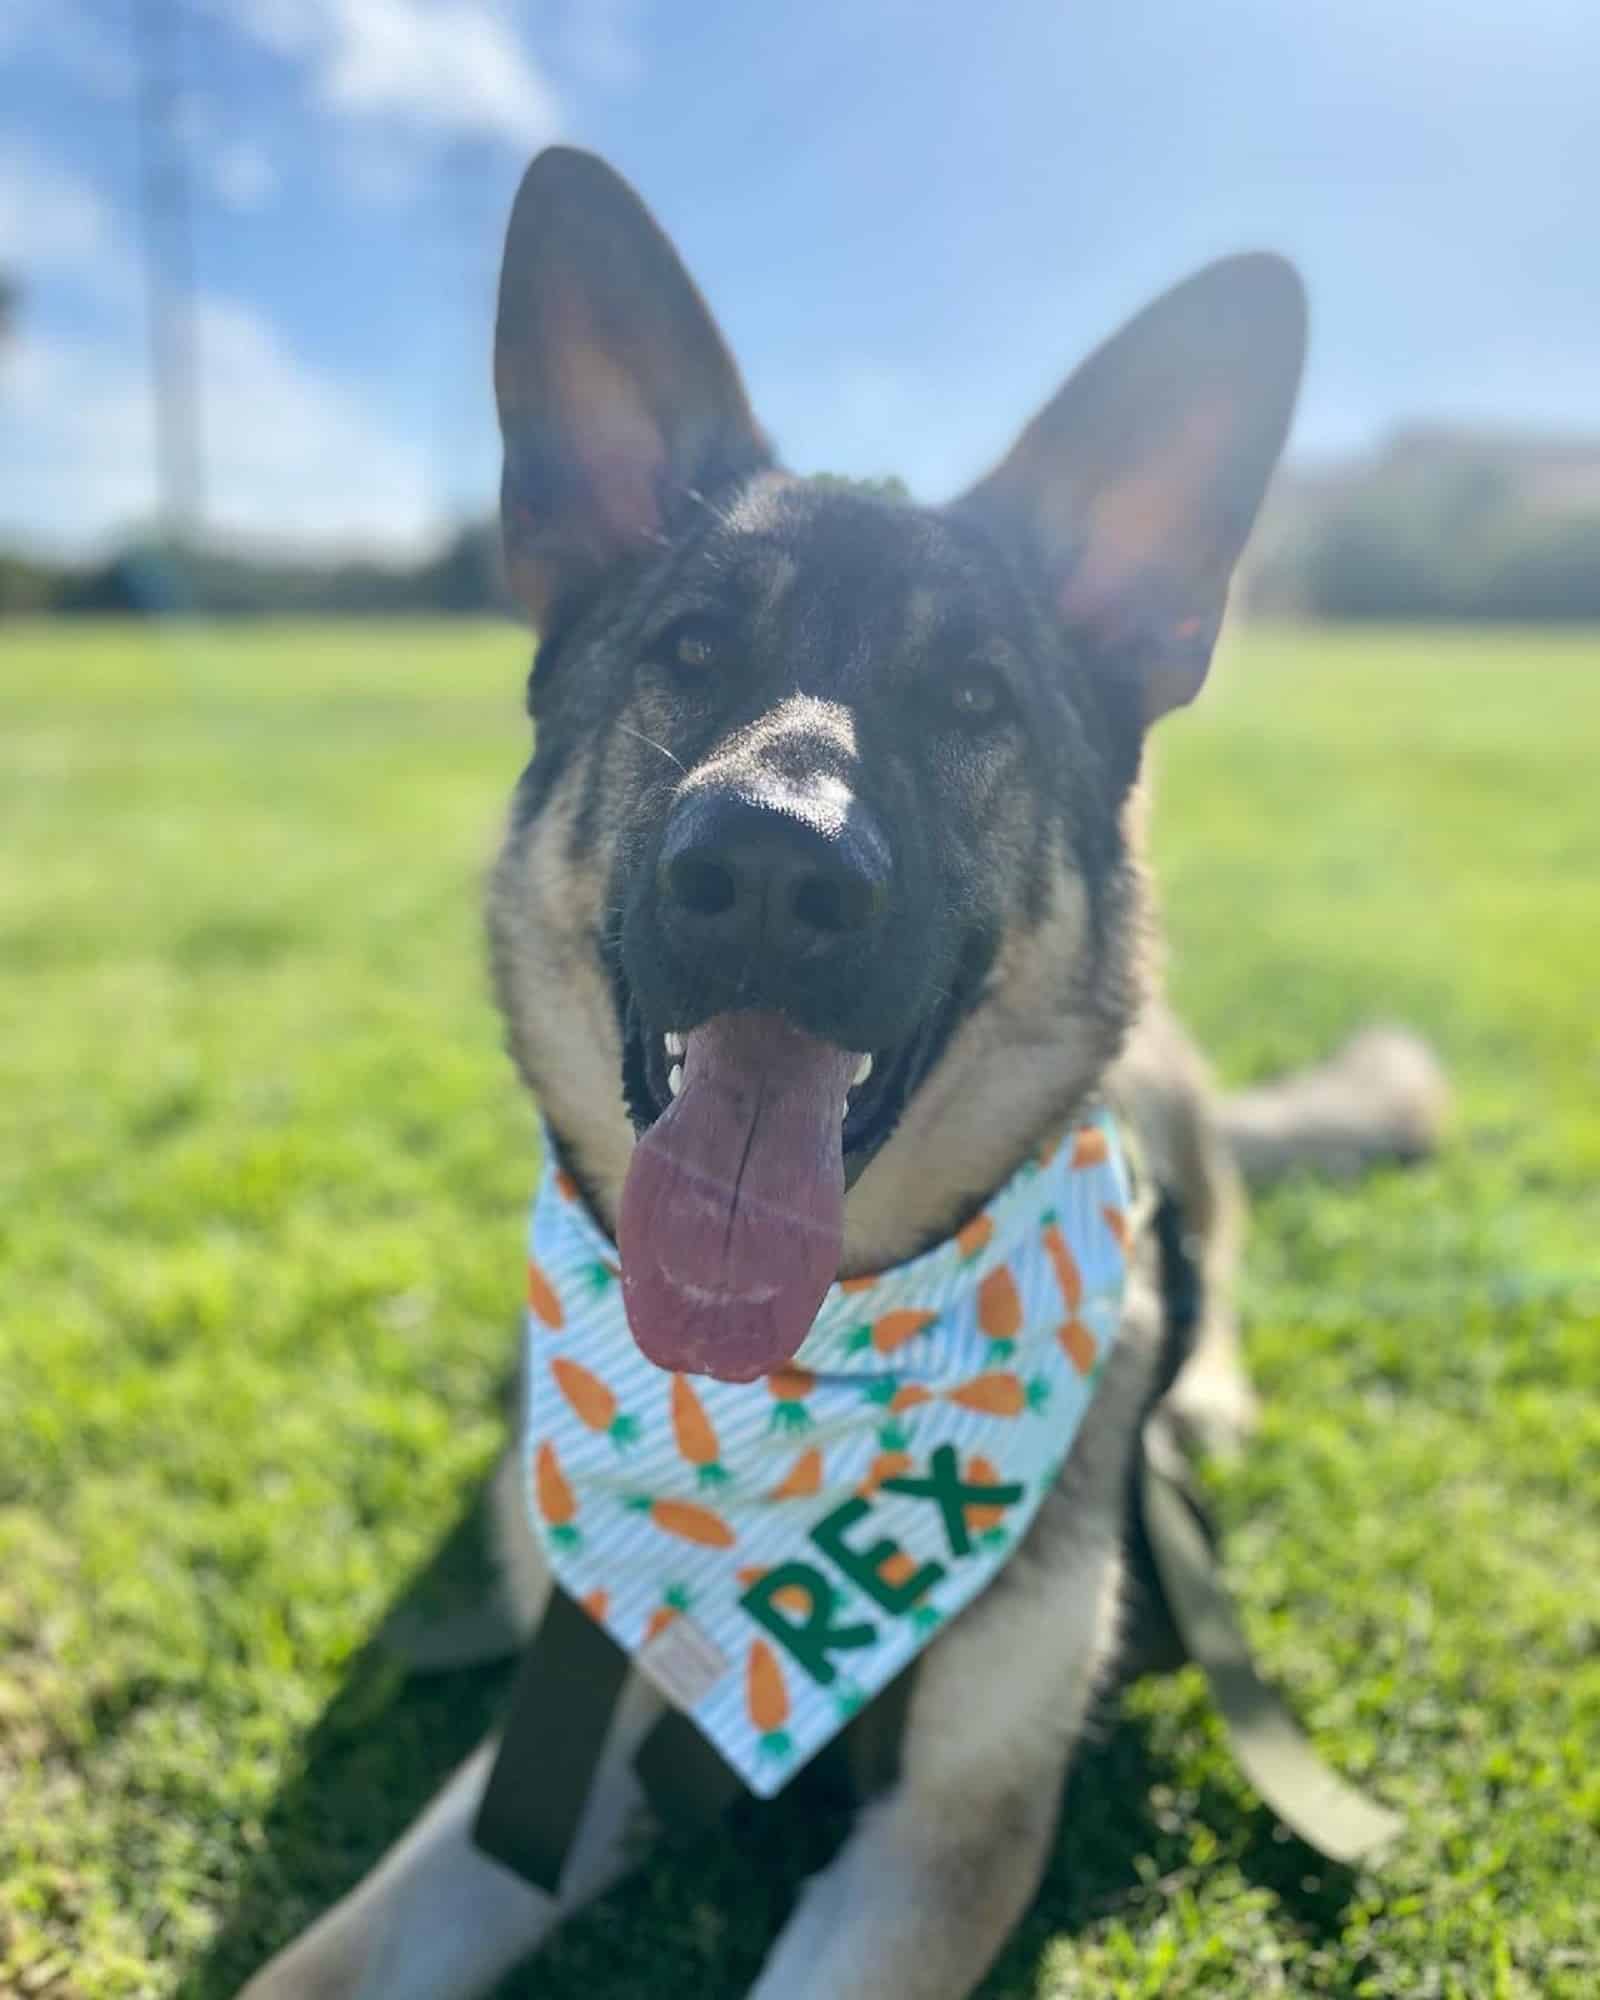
494 148 770 626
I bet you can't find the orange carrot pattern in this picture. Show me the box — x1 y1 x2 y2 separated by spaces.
747 1640 792 1760
845 1308 937 1357
553 1167 580 1202
670 1374 729 1487
535 1440 579 1549
1102 1204 1129 1252
1058 1317 1098 1375
526 1256 565 1331
956 1213 995 1263
878 1549 921 1590
768 1446 824 1500
737 1566 813 1617
767 1368 815 1434
977 1264 1023 1360
963 1456 1010 1545
625 1495 736 1548
551 1356 639 1448
1041 1212 1083 1313
945 1371 1051 1416
859 1448 913 1497
581 1587 610 1623
643 1582 692 1642
838 1273 877 1295
1072 1125 1109 1169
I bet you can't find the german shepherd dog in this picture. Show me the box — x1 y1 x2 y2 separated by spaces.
241 149 1445 2000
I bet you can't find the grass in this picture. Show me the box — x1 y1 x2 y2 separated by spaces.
1 618 1596 1999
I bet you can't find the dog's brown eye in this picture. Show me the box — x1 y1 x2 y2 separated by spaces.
946 667 1009 726
662 618 726 677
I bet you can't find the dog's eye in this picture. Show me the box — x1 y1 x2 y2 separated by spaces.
660 617 728 678
945 667 1010 727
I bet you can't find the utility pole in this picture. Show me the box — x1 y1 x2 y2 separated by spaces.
133 0 205 551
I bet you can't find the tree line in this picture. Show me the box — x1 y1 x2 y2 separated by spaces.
4 447 1598 622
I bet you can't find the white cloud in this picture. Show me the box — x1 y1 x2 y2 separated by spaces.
228 0 562 151
192 296 436 550
0 295 438 559
0 143 137 303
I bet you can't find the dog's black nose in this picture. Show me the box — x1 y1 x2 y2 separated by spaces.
657 784 890 968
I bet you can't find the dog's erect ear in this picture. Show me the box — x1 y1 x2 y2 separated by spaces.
954 253 1306 723
494 148 770 625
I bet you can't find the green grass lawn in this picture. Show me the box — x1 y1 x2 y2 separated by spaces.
2 619 1596 1999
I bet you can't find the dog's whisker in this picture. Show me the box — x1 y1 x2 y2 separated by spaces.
682 485 736 529
616 723 686 772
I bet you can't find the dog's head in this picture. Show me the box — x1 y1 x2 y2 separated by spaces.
488 148 1304 1380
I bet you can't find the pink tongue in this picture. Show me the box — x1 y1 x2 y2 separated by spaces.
618 1012 856 1381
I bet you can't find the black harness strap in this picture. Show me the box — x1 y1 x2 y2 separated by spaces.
634 1705 747 1831
472 1585 629 1894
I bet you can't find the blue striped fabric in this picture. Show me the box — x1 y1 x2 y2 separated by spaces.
521 1107 1130 1797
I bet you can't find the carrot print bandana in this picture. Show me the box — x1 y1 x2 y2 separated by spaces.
521 1107 1131 1798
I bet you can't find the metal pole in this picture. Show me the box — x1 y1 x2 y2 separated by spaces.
133 0 205 551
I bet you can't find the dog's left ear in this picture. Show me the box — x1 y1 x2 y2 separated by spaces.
953 253 1306 723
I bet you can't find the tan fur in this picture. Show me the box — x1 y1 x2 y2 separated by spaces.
486 764 637 1207
843 858 1118 1268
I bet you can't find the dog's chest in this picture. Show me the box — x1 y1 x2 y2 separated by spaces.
520 1112 1131 1795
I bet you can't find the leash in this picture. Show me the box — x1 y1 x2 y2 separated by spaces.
1139 1434 1401 1866
394 1185 1401 1893
1138 1187 1400 1867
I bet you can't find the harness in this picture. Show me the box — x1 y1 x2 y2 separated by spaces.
428 1122 1400 1892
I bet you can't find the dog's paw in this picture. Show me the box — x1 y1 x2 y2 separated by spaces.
1163 1349 1260 1461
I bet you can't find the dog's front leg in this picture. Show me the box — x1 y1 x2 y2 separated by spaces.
238 1670 666 2000
748 1509 1124 2000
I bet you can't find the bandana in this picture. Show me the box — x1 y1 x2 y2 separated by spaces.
520 1107 1131 1798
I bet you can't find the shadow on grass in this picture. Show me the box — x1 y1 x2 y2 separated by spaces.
178 1479 519 2000
185 1487 1360 2000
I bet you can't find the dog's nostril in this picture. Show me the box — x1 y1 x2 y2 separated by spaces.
791 871 874 935
668 853 737 919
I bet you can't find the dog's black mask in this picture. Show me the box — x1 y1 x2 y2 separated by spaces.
603 488 1074 1177
493 148 1305 1379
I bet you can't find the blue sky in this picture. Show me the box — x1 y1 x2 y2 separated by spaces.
3 0 1596 558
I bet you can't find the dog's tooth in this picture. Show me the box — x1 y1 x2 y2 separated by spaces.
667 1063 683 1097
853 1053 873 1087
664 1031 685 1057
